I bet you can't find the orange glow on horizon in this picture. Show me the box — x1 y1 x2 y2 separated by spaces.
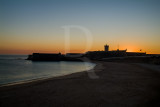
0 38 160 55
1 44 160 55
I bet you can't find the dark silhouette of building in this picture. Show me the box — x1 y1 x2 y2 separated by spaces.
104 44 109 52
27 44 147 61
86 44 146 60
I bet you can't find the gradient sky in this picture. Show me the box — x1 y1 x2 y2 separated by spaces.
0 0 160 54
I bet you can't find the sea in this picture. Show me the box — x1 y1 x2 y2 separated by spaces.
0 55 95 85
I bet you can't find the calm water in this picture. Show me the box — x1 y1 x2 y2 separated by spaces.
0 55 95 85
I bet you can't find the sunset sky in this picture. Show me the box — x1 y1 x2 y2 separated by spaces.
0 0 160 54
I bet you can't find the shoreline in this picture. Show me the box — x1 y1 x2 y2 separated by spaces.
1 61 160 107
0 61 101 88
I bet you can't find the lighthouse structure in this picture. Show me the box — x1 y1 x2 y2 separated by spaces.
104 44 109 52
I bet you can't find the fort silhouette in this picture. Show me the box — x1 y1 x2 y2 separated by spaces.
27 44 147 61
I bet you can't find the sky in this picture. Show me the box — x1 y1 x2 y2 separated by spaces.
0 0 160 54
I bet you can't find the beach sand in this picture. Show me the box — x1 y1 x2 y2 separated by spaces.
0 61 160 107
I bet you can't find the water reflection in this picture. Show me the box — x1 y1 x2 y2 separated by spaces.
0 55 95 85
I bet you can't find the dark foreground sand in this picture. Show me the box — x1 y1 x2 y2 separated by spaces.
0 61 160 107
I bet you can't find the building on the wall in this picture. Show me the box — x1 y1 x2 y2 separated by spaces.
86 44 146 60
104 44 109 52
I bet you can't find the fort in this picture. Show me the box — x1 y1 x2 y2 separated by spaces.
86 44 146 60
27 44 159 64
27 53 83 61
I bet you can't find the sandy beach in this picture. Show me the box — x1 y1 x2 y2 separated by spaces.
0 61 160 107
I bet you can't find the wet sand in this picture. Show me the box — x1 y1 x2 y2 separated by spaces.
0 61 160 107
